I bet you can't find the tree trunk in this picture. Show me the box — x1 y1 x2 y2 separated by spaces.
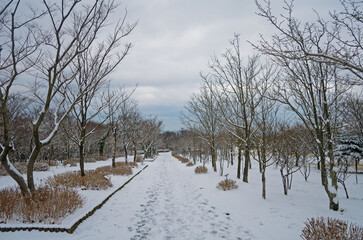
0 146 29 196
112 128 117 168
237 146 242 179
355 159 359 184
280 169 288 195
230 147 234 166
211 146 217 172
243 146 250 183
27 145 41 193
124 144 128 163
79 142 85 177
262 166 266 199
133 141 137 162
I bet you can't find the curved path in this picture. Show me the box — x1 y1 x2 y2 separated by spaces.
2 152 252 240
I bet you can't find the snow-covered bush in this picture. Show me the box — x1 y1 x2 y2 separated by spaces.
301 217 363 240
0 186 84 224
217 179 239 191
194 166 208 174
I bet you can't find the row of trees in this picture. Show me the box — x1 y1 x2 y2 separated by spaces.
0 0 163 197
181 0 362 211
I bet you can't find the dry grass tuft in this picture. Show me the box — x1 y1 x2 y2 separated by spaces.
301 217 363 240
63 159 78 167
47 170 113 190
0 186 84 224
135 155 143 163
84 157 97 163
194 166 208 174
95 164 133 176
186 162 194 167
217 179 239 191
116 162 138 168
171 152 189 163
47 160 59 167
34 162 50 172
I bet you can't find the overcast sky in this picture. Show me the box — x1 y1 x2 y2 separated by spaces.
110 0 340 131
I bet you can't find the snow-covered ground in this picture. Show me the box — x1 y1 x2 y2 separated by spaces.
1 152 363 239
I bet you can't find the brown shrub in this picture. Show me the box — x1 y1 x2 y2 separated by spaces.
135 155 143 163
47 170 112 190
186 162 194 167
84 157 97 163
116 162 138 168
301 217 363 240
47 160 59 167
171 152 189 163
0 186 84 224
194 166 208 174
95 164 132 176
34 162 50 172
63 159 78 167
94 155 109 161
217 179 239 191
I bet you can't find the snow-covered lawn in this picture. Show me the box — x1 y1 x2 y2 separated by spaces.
1 152 362 239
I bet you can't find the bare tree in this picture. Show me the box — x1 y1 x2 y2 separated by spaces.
253 0 355 211
0 0 45 195
253 0 362 80
203 35 264 182
0 0 135 195
181 84 221 172
105 86 133 167
139 116 163 160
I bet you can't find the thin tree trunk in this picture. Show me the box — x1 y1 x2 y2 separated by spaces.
243 146 250 183
124 144 128 163
262 166 266 199
237 146 242 179
79 143 85 177
112 128 117 168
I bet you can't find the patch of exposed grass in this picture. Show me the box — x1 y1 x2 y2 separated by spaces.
301 217 363 240
95 164 133 176
217 179 239 191
186 162 194 167
171 152 189 163
194 166 208 174
46 170 113 190
0 186 84 224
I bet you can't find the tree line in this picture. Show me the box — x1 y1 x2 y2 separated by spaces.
0 0 162 197
180 0 362 211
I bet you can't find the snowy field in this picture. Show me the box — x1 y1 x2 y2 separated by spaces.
1 152 363 239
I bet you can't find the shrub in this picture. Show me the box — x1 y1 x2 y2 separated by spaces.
47 160 59 167
34 162 50 172
194 166 208 174
217 179 239 191
186 162 194 167
135 155 143 163
84 157 97 163
47 170 112 190
63 159 77 167
116 162 138 168
171 152 189 163
301 217 363 240
95 164 132 176
0 186 84 224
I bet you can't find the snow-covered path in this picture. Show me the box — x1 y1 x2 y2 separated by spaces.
2 152 252 240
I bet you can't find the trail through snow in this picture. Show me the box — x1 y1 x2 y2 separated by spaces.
2 153 252 240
